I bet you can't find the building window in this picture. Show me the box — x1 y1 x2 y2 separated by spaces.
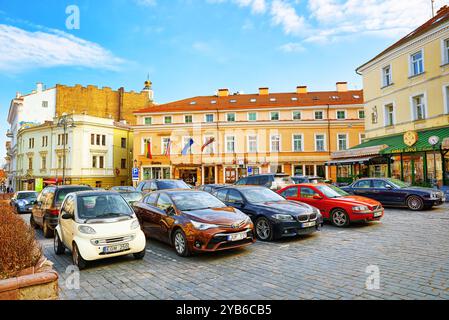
28 158 33 170
121 138 127 148
360 133 366 144
99 156 104 169
410 51 424 76
92 156 97 168
144 117 152 125
96 134 100 145
162 137 171 155
164 116 172 124
314 111 323 120
247 135 258 153
226 136 235 153
270 135 280 153
382 65 392 87
443 39 449 65
121 159 126 169
142 138 151 155
292 111 301 120
41 156 47 170
411 94 426 120
205 114 214 123
248 112 257 121
385 104 395 126
203 136 215 154
91 134 95 145
270 165 283 174
445 85 449 114
102 135 106 146
305 165 314 176
270 112 280 121
28 138 34 149
315 134 325 151
182 137 193 155
292 134 303 152
227 113 236 122
184 115 193 123
41 136 48 147
336 110 346 120
358 110 365 119
42 101 48 108
337 134 348 151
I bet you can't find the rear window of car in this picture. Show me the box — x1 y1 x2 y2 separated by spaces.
55 187 92 204
17 192 38 199
156 180 190 190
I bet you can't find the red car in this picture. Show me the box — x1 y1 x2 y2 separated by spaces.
278 183 384 227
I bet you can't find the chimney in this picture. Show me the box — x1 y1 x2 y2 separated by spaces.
218 88 229 97
36 82 44 92
296 86 307 94
16 92 22 98
259 87 269 95
336 82 348 92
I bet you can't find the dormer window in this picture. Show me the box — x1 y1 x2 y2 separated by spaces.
250 98 257 103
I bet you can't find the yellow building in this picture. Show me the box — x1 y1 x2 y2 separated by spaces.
132 83 365 185
332 6 449 186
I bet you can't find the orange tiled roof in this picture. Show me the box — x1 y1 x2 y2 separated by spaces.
357 5 449 72
134 90 364 114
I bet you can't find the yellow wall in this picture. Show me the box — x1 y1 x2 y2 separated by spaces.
360 24 449 139
113 128 134 186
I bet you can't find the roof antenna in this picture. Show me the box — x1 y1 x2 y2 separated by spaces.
431 0 435 17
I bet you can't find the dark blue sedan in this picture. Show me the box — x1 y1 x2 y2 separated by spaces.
212 186 323 241
341 178 446 211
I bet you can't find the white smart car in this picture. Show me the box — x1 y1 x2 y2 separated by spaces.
54 191 147 269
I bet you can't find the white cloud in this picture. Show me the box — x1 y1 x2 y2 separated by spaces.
278 42 305 53
270 0 305 35
207 0 267 13
0 24 124 73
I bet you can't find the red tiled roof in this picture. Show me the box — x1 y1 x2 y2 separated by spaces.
134 90 364 114
356 5 449 72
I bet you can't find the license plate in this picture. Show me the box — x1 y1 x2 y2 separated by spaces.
227 232 247 242
373 211 382 217
103 243 130 253
302 221 316 228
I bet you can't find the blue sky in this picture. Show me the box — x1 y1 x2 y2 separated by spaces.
1 0 448 163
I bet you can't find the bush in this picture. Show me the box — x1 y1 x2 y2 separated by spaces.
0 202 42 280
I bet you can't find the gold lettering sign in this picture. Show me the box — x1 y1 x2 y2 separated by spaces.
403 131 418 147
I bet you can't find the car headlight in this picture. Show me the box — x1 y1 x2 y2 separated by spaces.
272 214 295 221
17 200 26 207
191 220 219 230
244 216 252 224
131 219 140 230
78 225 96 234
430 192 440 199
352 205 369 212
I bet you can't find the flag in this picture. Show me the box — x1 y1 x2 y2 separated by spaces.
146 141 152 159
164 139 171 158
201 137 215 152
181 138 194 155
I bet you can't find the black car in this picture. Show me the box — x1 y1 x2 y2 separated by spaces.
198 184 228 194
31 185 93 238
341 178 446 211
235 174 294 191
214 186 323 241
136 179 191 194
10 191 39 213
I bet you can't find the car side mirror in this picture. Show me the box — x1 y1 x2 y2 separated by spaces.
385 185 393 189
313 194 323 200
61 212 74 220
165 206 175 215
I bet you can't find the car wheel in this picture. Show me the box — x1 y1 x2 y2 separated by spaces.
173 229 191 257
43 220 54 238
331 209 350 227
30 215 38 229
72 243 87 270
255 217 273 241
406 195 424 211
54 231 65 255
133 249 146 260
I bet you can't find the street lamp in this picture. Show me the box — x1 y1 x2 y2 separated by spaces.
57 113 76 185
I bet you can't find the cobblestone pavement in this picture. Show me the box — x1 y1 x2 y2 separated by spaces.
23 203 449 300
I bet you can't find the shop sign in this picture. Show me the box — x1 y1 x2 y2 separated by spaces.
403 131 418 147
35 178 43 192
442 137 449 150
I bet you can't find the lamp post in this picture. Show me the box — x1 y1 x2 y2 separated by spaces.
57 114 75 185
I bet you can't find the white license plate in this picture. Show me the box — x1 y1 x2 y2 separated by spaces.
103 243 130 253
227 232 247 242
373 211 382 217
302 221 316 228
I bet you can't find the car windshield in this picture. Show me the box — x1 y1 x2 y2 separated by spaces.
120 192 143 203
388 179 410 188
77 194 134 220
156 180 191 190
17 192 38 200
240 188 286 203
111 186 135 192
171 192 227 211
56 187 91 204
315 185 349 198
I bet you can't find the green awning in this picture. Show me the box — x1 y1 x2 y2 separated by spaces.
350 126 449 154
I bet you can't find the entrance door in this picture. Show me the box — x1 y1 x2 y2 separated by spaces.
179 169 198 185
204 167 215 184
225 168 237 184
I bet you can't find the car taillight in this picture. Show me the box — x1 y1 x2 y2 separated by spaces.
48 209 60 216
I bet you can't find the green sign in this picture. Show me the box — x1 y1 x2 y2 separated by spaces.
35 178 43 192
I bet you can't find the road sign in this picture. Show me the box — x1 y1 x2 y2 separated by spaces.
428 135 440 146
132 168 139 181
247 167 253 175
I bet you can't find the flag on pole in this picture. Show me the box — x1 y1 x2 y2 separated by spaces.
181 138 194 155
201 137 215 153
146 140 152 159
164 139 172 158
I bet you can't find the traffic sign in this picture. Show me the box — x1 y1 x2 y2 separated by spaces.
132 168 139 181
